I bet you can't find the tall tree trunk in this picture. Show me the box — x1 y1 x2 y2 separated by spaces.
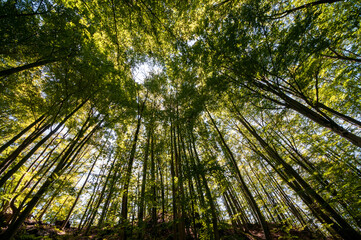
0 118 50 175
85 151 117 234
169 123 179 239
150 131 157 226
317 102 361 128
98 153 124 229
255 81 361 148
174 123 186 240
137 126 151 235
190 130 220 240
120 96 146 240
0 114 46 155
61 144 103 229
206 109 272 240
78 163 105 230
9 126 66 195
157 153 165 223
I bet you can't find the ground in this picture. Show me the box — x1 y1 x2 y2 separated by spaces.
1 217 335 240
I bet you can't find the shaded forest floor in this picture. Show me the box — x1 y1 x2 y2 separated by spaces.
1 217 335 240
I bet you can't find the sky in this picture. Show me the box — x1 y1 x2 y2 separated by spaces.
131 61 162 84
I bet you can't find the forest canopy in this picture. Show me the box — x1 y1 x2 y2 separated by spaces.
0 0 360 239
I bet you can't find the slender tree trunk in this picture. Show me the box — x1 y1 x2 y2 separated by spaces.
191 129 218 234
157 155 165 223
243 168 275 223
84 149 117 233
120 96 147 240
206 109 272 240
0 59 57 77
316 102 361 128
19 128 69 193
270 128 360 226
150 132 157 226
170 123 178 239
137 126 151 235
51 196 70 224
0 114 46 155
224 191 243 228
78 164 105 230
98 152 123 229
272 0 342 18
223 193 238 231
61 145 102 229
36 184 63 221
255 81 361 148
15 119 93 224
182 136 199 239
248 162 293 226
174 123 186 240
229 188 251 227
190 130 220 240
0 118 50 175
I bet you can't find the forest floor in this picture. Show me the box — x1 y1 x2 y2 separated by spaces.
1 218 335 240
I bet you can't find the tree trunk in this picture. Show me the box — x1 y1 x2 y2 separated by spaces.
61 145 102 229
0 118 50 175
0 114 46 155
170 123 178 239
190 130 220 240
150 131 157 226
272 0 343 18
206 109 272 240
0 59 56 77
120 96 146 240
174 124 186 240
256 81 361 148
85 151 117 234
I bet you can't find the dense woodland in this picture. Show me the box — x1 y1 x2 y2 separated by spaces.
0 0 361 239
